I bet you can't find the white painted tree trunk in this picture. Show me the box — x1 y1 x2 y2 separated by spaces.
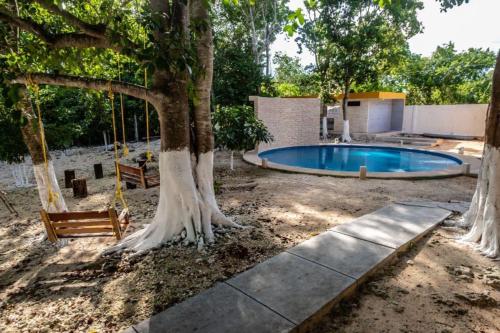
196 151 240 231
12 163 32 187
103 130 108 151
106 149 239 254
134 113 139 142
230 151 234 170
341 120 352 143
460 144 500 258
322 116 328 139
33 161 67 213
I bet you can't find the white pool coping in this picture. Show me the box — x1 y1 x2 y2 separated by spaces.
243 143 480 179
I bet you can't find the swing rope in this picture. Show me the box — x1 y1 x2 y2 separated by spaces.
144 67 152 162
26 75 59 209
108 82 128 210
117 54 129 157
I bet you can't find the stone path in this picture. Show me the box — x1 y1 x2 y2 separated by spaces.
123 203 455 333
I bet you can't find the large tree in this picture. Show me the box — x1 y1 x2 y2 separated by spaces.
436 0 499 258
299 0 422 141
221 0 290 76
0 0 237 252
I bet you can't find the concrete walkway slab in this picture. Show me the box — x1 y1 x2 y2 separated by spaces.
332 204 451 249
396 200 470 214
130 283 294 333
226 252 355 325
122 202 453 333
287 231 395 279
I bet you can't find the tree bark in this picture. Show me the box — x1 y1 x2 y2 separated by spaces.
64 169 75 188
341 81 352 142
17 90 67 213
461 51 500 258
72 178 88 198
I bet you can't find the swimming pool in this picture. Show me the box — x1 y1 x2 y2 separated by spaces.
257 145 463 173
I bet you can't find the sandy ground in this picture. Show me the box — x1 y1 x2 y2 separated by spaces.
312 222 500 333
0 139 496 333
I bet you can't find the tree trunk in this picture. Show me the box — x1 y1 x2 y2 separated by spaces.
105 1 236 255
94 163 103 179
134 113 139 142
265 31 271 77
64 169 76 188
190 0 239 235
72 178 88 198
341 82 352 142
461 52 500 258
18 90 67 213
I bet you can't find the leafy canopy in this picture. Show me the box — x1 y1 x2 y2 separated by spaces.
363 43 495 105
270 52 319 97
298 0 423 100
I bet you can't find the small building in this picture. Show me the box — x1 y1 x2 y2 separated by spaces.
327 92 406 135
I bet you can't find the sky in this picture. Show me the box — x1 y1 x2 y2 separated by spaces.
271 0 500 68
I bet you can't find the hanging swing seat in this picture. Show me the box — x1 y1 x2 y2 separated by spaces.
40 208 130 243
116 162 160 189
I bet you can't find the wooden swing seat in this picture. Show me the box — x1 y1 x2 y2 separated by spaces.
40 208 130 243
116 162 160 189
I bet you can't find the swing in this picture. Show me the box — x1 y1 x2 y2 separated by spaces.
26 77 130 242
114 63 159 189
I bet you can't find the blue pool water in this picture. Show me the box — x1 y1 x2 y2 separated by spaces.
258 145 462 173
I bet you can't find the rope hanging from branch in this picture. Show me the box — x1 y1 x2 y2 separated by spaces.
26 75 59 209
108 82 128 209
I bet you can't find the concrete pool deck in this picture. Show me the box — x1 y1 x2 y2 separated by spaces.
243 143 481 179
122 202 458 333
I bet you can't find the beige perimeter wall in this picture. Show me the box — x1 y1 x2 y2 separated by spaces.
403 104 488 137
250 96 321 151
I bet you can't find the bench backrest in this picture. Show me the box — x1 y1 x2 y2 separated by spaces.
40 208 122 242
116 162 146 187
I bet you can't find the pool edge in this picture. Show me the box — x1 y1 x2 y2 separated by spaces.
243 143 479 180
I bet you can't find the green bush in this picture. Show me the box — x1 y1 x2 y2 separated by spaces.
212 105 273 152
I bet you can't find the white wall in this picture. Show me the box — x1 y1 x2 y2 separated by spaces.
331 100 369 133
250 96 321 151
368 100 392 133
391 100 405 131
403 104 488 137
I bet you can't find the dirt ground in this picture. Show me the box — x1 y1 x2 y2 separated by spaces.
312 222 500 333
0 139 497 333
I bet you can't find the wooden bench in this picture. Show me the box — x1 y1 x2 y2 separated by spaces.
40 208 130 243
116 162 160 189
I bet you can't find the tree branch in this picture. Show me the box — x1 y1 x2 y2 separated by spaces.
32 0 106 39
11 73 160 104
31 0 143 54
50 33 115 49
0 9 119 50
0 5 142 57
0 9 50 43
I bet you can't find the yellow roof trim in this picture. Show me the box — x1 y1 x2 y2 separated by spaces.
336 91 406 100
281 91 406 100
